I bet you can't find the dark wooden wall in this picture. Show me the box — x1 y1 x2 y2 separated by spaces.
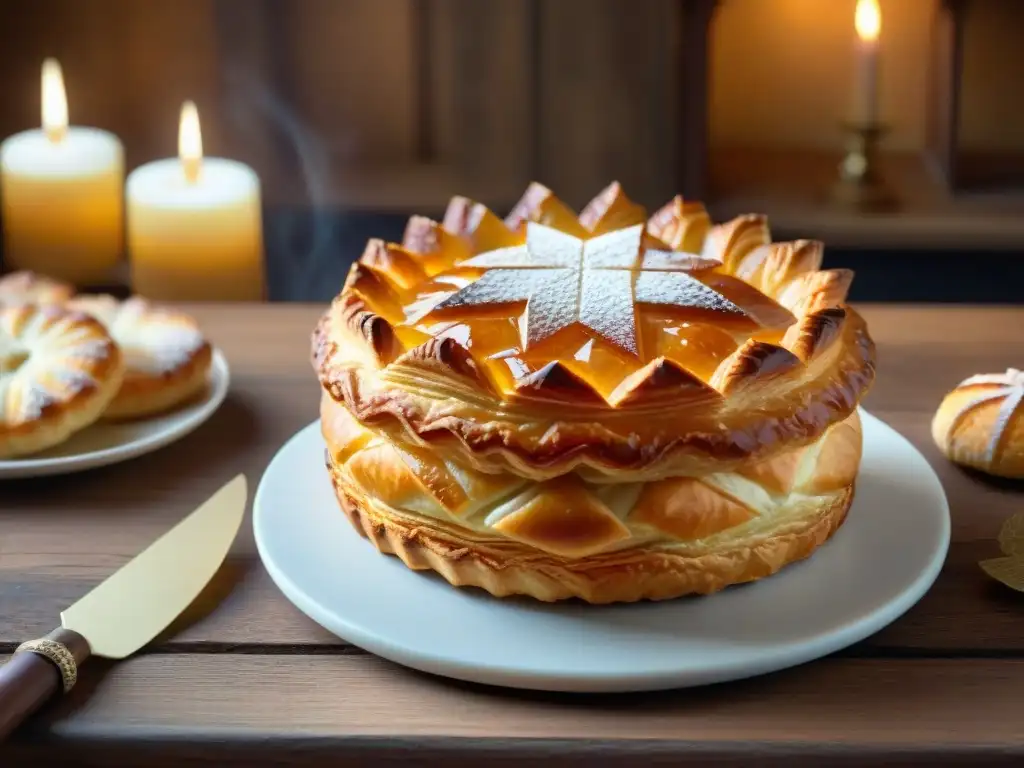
0 0 713 213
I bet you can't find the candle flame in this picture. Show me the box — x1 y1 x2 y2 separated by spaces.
855 0 881 42
41 58 68 143
178 100 203 183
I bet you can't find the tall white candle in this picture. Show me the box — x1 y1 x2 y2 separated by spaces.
854 0 882 125
126 102 264 302
0 59 124 285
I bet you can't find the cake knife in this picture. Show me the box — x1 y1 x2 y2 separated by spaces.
0 474 247 740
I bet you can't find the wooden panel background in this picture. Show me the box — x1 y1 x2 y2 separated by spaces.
536 0 681 207
427 0 535 202
5 0 1024 247
0 0 704 213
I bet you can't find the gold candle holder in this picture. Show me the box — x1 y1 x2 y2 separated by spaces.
829 122 898 212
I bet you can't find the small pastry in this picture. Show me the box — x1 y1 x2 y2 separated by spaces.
0 271 75 307
312 181 877 603
0 304 124 458
67 295 212 420
932 368 1024 479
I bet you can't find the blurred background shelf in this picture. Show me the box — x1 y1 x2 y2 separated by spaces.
709 148 1024 251
3 0 1024 302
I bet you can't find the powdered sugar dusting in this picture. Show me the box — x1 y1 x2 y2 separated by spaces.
64 338 114 361
431 222 748 356
635 272 746 316
48 364 96 394
70 295 207 375
579 268 636 354
11 379 58 422
525 271 579 349
1 304 112 427
130 321 206 373
583 225 643 269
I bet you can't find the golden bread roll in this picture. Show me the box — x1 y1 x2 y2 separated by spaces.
0 303 124 458
67 295 212 419
0 271 75 307
931 368 1024 479
312 181 876 602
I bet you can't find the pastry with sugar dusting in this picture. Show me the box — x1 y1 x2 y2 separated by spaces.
0 303 124 458
312 180 877 603
67 295 212 420
0 271 75 307
932 368 1024 479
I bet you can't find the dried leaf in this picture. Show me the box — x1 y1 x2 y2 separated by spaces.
980 556 1024 591
998 511 1024 557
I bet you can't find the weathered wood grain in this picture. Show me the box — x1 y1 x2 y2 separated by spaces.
5 656 1024 766
2 303 1024 764
536 0 680 208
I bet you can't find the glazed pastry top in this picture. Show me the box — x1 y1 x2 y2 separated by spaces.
314 182 876 479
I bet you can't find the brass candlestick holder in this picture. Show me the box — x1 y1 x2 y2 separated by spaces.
828 122 898 212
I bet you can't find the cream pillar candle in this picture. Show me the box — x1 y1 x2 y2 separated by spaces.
126 102 264 302
853 0 882 125
0 59 124 285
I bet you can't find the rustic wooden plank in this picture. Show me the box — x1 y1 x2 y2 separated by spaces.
536 0 680 208
5 656 1024 766
4 536 1022 654
924 0 965 189
676 0 719 199
427 0 535 205
284 0 417 165
211 0 298 205
3 305 1024 657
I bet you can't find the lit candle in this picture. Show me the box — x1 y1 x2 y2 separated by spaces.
126 101 264 302
0 59 125 285
853 0 882 125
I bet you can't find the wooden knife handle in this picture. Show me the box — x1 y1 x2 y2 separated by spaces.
0 628 90 741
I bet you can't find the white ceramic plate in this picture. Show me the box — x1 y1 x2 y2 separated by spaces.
0 349 229 480
254 410 950 693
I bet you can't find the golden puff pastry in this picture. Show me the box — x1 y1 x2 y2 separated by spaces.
311 181 876 602
314 181 875 481
322 394 862 603
1 303 124 458
67 295 212 419
932 368 1024 479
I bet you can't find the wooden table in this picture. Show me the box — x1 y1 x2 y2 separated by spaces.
4 304 1024 767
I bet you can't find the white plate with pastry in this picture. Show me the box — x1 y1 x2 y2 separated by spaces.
255 180 950 692
0 349 228 479
255 407 949 693
1 274 229 478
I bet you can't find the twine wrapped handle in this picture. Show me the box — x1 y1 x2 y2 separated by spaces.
0 627 91 741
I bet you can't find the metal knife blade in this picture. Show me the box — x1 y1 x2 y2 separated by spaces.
60 474 247 658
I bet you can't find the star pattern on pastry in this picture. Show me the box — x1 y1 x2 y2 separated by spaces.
947 368 1024 462
431 223 748 356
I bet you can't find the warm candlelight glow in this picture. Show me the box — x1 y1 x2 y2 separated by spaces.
855 0 881 42
129 100 264 301
41 58 68 143
178 100 203 183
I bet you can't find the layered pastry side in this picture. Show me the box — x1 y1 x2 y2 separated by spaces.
313 182 877 603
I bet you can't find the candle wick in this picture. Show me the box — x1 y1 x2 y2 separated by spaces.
182 156 202 184
44 124 67 144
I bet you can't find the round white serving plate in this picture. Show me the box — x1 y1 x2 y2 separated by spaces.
0 349 230 480
254 409 950 693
